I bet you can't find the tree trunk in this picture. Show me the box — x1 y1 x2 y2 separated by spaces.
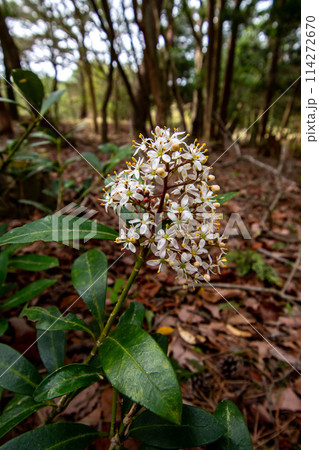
281 78 300 130
140 0 169 126
101 63 114 142
220 0 242 126
259 0 282 139
84 58 98 133
79 68 87 119
0 88 12 136
211 0 225 137
191 47 204 137
0 8 21 120
203 0 224 140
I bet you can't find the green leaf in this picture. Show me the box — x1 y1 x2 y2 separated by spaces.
0 224 8 237
214 400 253 450
12 69 44 112
18 199 53 214
40 89 65 115
33 364 102 402
214 192 238 205
0 279 56 310
0 422 101 449
118 301 145 327
109 279 125 303
99 324 182 424
81 152 103 171
23 306 95 338
0 97 30 113
72 249 107 328
0 318 8 337
0 284 16 299
0 395 46 439
0 215 118 246
0 252 8 286
9 254 59 271
0 344 42 395
151 334 169 355
37 329 65 373
129 404 226 449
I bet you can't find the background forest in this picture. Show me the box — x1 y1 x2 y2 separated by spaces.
0 0 300 145
0 0 301 449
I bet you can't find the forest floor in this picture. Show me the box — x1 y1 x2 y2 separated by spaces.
0 122 301 449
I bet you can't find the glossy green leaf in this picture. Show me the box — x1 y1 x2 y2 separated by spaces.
12 69 44 112
0 422 101 449
118 301 145 327
0 395 46 438
0 252 8 286
214 400 253 449
99 324 182 424
152 333 169 355
0 318 8 337
0 279 56 310
9 254 59 271
40 89 65 115
0 344 42 395
72 249 107 328
23 306 95 338
214 192 238 205
33 364 103 402
81 152 103 171
129 404 226 449
0 215 118 246
37 329 65 373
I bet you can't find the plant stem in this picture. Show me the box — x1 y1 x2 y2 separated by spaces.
110 388 118 438
56 138 64 210
1 118 40 172
45 247 146 424
86 247 146 363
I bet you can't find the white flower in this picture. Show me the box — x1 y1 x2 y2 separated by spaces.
155 227 179 253
130 213 154 237
102 126 228 284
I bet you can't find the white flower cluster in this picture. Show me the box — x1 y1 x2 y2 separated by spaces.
102 126 227 283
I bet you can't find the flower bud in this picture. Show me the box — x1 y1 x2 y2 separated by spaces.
203 274 210 282
194 261 201 268
156 167 166 177
171 143 180 152
213 202 220 208
212 185 220 192
208 175 215 181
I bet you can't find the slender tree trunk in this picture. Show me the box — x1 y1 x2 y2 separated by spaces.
191 48 204 137
259 0 282 139
203 0 224 140
90 0 149 135
79 68 87 119
0 8 21 120
211 0 225 137
0 87 12 135
84 58 98 133
281 78 300 130
220 0 242 126
101 63 114 142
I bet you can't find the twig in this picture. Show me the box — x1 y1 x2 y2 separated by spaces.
256 248 300 271
204 282 300 302
281 247 301 295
